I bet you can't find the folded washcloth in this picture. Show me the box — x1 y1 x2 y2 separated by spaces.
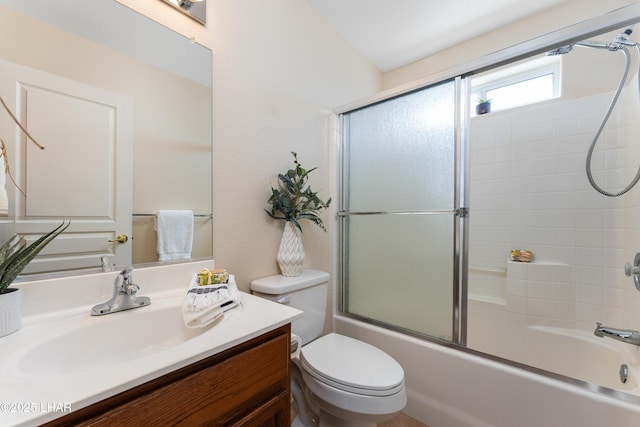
182 274 241 328
155 210 194 262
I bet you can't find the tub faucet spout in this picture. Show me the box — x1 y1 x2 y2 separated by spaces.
594 322 640 346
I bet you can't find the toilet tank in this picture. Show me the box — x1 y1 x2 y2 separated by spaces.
250 270 329 345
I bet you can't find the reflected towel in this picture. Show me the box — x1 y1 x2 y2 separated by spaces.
182 274 241 328
155 210 194 262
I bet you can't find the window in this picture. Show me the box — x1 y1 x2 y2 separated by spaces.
471 55 560 115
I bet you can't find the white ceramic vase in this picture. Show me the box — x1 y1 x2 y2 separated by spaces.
277 221 304 277
0 287 21 337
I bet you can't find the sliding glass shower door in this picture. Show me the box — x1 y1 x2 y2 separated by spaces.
339 79 466 343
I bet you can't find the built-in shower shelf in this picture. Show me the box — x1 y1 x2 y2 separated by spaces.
468 293 506 306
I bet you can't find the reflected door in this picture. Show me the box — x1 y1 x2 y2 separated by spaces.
0 59 133 272
339 79 464 342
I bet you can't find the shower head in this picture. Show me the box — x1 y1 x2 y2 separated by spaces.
545 44 574 56
614 27 638 47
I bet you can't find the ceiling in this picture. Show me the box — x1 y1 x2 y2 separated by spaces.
307 0 574 72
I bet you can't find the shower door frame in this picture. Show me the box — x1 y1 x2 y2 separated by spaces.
335 2 640 348
336 77 470 345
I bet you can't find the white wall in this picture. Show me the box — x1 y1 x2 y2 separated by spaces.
383 0 640 90
207 1 381 291
118 0 381 292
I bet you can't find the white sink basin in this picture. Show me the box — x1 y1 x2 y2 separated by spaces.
18 301 208 377
0 260 302 427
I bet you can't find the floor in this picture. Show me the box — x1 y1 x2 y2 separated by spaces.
292 402 428 426
379 413 429 427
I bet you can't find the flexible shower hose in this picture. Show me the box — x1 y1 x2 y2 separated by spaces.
585 45 640 197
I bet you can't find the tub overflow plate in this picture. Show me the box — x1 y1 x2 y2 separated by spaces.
620 364 629 384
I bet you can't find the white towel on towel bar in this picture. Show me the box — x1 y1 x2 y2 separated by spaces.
155 210 194 261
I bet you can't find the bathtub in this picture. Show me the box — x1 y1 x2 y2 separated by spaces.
335 315 640 427
470 324 640 393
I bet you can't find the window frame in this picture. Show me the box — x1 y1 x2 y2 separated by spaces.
471 56 561 114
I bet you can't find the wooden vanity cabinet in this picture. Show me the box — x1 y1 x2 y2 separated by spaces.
43 325 291 427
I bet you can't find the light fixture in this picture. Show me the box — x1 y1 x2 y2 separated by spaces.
159 0 206 25
178 0 203 11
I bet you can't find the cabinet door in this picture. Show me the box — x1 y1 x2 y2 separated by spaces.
228 390 289 427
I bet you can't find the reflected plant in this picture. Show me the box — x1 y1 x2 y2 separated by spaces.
265 151 331 232
0 93 45 197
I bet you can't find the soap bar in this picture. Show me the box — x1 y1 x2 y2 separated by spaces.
510 250 533 262
197 268 229 285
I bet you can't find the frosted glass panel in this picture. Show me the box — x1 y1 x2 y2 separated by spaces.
347 80 456 212
345 214 454 339
341 79 458 342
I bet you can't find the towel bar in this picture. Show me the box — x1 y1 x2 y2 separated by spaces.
133 213 212 219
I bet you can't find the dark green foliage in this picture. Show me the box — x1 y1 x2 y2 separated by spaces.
265 152 331 232
0 221 70 293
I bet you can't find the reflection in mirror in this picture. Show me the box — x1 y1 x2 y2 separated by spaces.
0 0 212 274
467 23 640 397
160 0 206 25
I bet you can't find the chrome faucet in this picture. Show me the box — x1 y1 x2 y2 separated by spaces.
594 322 640 346
100 255 114 272
91 267 151 316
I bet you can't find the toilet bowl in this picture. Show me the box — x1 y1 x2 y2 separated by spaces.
251 270 407 427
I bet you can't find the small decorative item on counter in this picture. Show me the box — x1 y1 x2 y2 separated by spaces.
510 250 533 262
197 268 229 286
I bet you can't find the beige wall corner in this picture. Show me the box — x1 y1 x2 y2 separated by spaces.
208 0 381 291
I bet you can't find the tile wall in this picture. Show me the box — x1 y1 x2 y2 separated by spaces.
468 87 640 333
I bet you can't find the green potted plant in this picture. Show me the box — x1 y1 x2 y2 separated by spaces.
265 151 331 276
0 221 69 337
476 98 492 115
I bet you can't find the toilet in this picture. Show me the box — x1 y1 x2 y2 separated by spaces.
250 270 406 427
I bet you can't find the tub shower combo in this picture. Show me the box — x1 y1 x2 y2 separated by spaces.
335 5 640 426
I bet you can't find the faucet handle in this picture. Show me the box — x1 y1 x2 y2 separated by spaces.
121 267 139 295
625 253 640 291
114 267 136 294
120 266 133 279
624 262 640 277
123 283 139 295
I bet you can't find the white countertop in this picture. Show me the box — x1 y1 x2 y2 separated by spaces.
0 260 302 426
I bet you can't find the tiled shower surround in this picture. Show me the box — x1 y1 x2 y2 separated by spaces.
468 86 640 335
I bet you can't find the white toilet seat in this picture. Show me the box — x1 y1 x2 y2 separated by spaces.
300 333 405 396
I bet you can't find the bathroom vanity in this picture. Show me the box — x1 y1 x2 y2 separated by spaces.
0 260 301 427
43 325 291 426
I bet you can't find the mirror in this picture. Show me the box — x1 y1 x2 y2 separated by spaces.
0 0 212 273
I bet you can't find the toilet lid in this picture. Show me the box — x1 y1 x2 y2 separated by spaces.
300 333 405 396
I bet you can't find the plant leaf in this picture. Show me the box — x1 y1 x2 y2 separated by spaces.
265 152 330 232
0 221 70 293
